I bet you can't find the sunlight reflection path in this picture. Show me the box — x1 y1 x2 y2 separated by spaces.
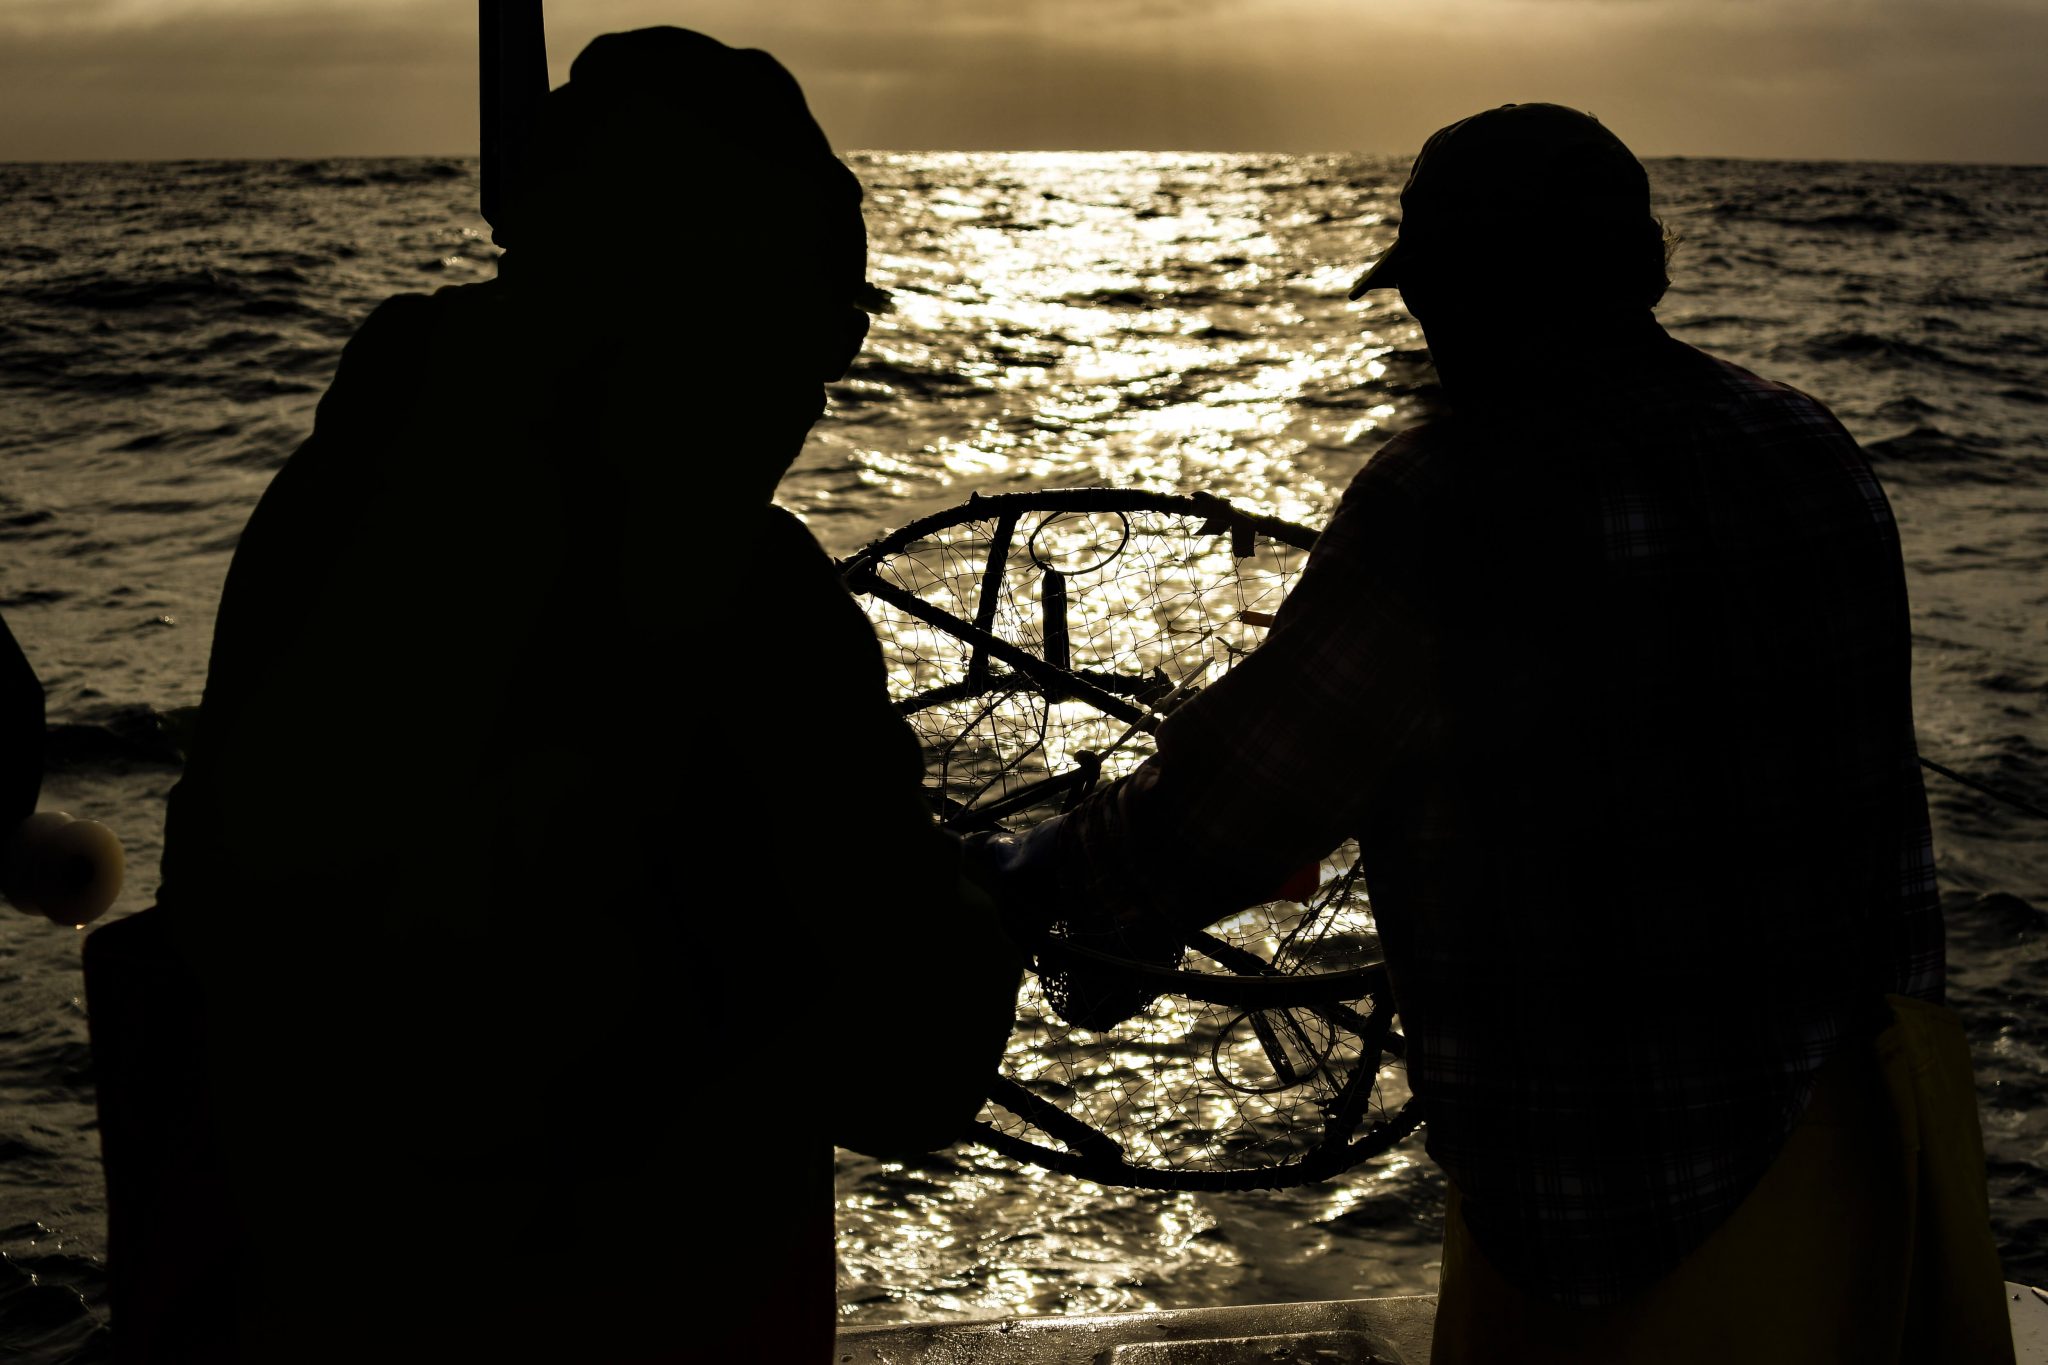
829 152 1439 1328
790 153 1423 554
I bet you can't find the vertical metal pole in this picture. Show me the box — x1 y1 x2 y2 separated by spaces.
1041 570 1071 677
965 513 1018 691
479 0 549 244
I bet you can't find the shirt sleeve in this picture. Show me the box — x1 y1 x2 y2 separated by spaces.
1044 430 1449 932
738 511 1025 1159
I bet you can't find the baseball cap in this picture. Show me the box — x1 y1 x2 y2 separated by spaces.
1349 103 1652 299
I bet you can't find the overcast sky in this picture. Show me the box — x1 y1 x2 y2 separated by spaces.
2 0 2044 163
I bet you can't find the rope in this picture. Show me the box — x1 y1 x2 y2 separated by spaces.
1918 756 2048 823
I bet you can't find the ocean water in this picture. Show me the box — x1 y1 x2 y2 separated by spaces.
0 152 2044 1358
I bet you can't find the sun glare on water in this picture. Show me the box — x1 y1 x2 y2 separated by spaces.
793 152 1417 549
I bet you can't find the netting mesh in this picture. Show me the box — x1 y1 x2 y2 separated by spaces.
843 491 1419 1189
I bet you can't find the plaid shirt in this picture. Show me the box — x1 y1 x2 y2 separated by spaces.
1033 330 1942 1305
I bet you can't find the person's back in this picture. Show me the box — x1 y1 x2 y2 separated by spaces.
145 269 697 1359
1346 333 1940 1300
1034 323 1944 1305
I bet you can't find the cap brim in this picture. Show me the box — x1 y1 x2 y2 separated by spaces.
1347 238 1404 299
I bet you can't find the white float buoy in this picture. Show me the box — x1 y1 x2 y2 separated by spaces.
2 811 125 927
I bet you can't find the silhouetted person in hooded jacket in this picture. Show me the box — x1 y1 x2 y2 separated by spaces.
87 29 1019 1364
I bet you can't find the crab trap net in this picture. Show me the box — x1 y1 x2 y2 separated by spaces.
841 489 1420 1192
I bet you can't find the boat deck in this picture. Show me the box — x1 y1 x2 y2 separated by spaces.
838 1283 2048 1363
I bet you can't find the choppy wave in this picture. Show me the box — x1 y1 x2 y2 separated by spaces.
42 705 189 771
0 153 2044 1355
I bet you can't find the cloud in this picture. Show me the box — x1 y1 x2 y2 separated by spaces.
0 5 472 159
0 0 2042 161
770 0 2048 161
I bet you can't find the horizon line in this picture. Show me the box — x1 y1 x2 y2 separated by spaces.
4 150 2045 171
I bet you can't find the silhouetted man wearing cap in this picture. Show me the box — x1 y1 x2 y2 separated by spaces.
88 28 1018 1363
981 104 2011 1362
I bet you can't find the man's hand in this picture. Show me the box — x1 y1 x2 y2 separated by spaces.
961 816 1197 1032
960 820 1068 939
